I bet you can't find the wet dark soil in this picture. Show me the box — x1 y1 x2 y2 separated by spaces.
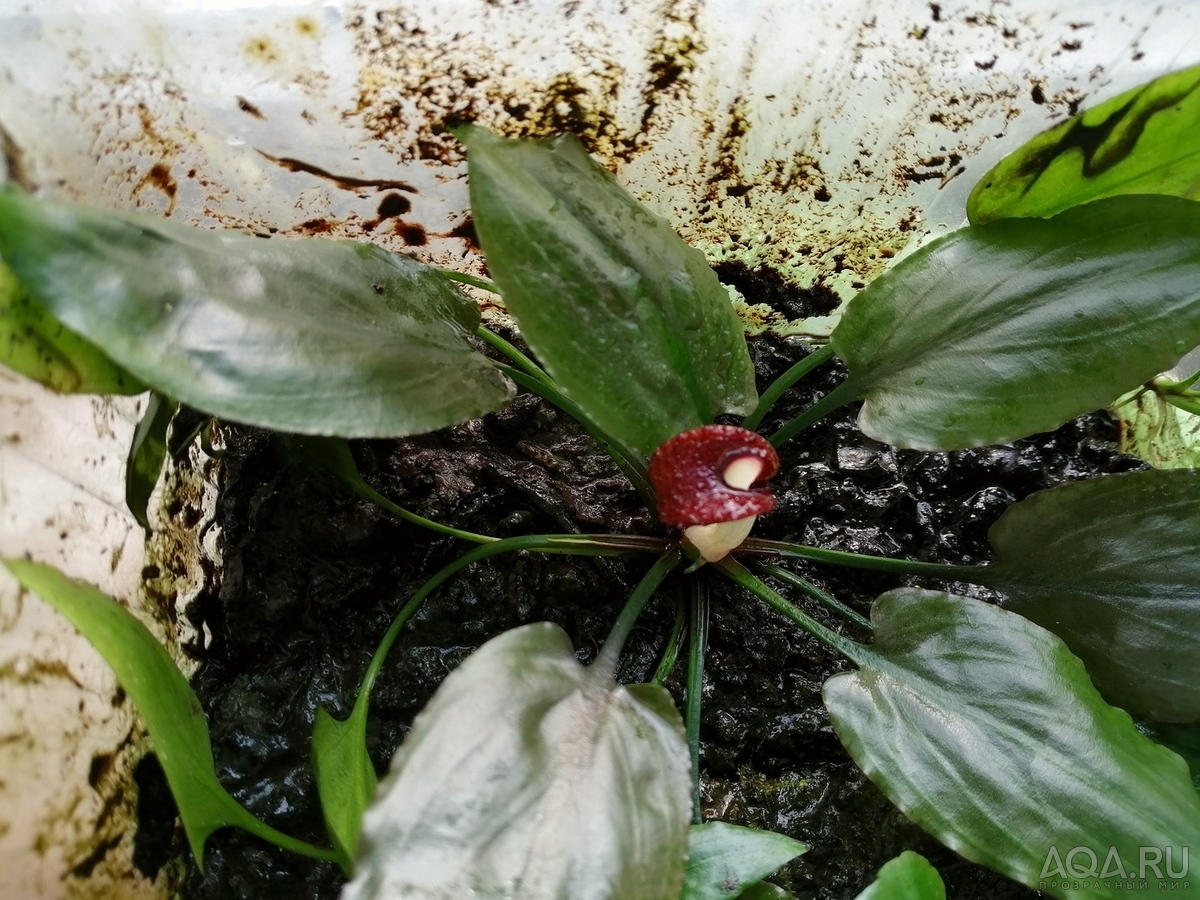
144 316 1145 899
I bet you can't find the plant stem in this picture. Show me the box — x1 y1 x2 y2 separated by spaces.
477 325 549 383
1153 369 1200 394
739 538 984 581
594 546 682 676
651 590 688 686
358 533 667 705
717 559 863 660
743 344 837 432
439 268 501 293
1165 394 1200 417
686 578 710 824
768 380 860 447
755 563 873 632
229 808 344 866
496 364 656 506
344 474 499 544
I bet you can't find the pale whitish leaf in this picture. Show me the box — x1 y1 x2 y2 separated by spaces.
344 622 692 900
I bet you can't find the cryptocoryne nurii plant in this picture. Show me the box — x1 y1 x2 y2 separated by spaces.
4 62 1200 900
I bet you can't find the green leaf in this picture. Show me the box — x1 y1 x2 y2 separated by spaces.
312 705 375 871
825 588 1200 898
125 392 177 531
854 852 944 900
1 559 270 868
682 822 807 900
0 257 144 393
456 125 757 457
0 187 514 437
1139 721 1200 792
982 469 1200 722
829 195 1200 450
968 64 1200 223
343 622 692 900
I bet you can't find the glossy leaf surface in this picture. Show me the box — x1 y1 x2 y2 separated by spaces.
2 559 268 867
0 187 513 437
825 589 1200 898
0 258 144 393
984 470 1200 722
125 392 177 531
344 622 692 900
831 195 1200 450
682 822 807 900
969 64 1200 223
312 705 375 870
854 852 944 900
458 125 757 457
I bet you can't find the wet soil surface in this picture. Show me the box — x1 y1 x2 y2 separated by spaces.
144 320 1145 899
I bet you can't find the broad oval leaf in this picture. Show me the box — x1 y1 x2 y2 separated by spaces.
826 589 1200 899
854 852 944 900
683 822 807 900
343 622 692 900
983 469 1200 722
0 258 144 393
457 125 758 458
0 187 514 437
969 64 1200 223
830 195 1200 450
2 559 276 869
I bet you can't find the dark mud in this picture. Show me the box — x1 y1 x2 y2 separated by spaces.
151 315 1144 899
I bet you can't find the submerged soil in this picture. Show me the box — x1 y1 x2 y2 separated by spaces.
139 295 1145 898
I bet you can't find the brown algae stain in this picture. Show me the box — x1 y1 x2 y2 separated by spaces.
294 16 320 39
243 36 279 64
133 163 178 214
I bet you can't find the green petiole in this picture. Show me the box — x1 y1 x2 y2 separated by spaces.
356 533 668 711
496 363 656 507
768 380 860 447
594 546 682 676
438 268 501 294
754 563 873 633
477 325 549 384
717 559 863 660
743 343 838 432
685 579 710 824
650 590 688 687
740 537 984 581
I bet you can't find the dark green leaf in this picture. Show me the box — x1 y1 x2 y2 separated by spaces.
825 588 1200 898
683 822 807 900
0 187 513 437
125 392 177 530
1139 721 1200 792
456 125 757 457
854 852 944 900
0 258 144 393
343 622 692 900
312 705 376 870
2 559 270 868
830 196 1200 450
983 469 1200 722
969 64 1200 223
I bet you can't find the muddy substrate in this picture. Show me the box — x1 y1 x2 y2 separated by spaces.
139 328 1145 899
